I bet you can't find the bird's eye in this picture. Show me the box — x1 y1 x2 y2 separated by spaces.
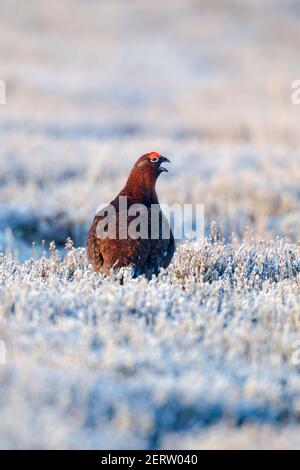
150 157 159 163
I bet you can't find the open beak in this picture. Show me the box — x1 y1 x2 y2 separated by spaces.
159 156 171 173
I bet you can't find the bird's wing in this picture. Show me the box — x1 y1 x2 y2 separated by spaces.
161 228 175 269
87 207 152 275
87 210 105 272
145 211 175 277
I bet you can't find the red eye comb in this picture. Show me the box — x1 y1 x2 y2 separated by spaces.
148 152 161 159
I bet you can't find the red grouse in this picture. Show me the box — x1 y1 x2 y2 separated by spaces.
87 152 175 278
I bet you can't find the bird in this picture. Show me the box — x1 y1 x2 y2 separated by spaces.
87 152 175 278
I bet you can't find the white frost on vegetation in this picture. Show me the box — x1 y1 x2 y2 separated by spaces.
0 239 300 449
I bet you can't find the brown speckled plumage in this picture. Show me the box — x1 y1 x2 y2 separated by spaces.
87 152 175 278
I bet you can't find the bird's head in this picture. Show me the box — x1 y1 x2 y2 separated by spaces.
119 152 171 204
135 152 171 179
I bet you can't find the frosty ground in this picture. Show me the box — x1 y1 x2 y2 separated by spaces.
1 237 300 449
1 0 300 449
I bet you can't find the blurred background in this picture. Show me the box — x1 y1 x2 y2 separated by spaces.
0 0 300 254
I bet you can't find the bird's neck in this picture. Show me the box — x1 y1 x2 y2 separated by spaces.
118 170 158 205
